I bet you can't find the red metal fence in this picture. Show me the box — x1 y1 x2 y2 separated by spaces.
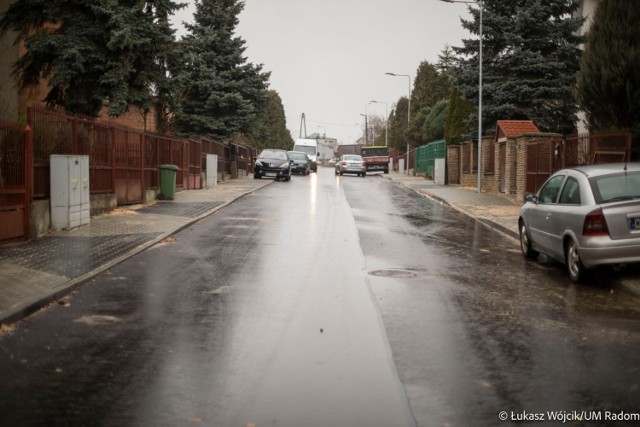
525 131 631 193
0 121 32 243
0 107 257 243
27 106 204 204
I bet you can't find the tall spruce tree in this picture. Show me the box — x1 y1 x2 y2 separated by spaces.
387 97 409 152
576 0 640 159
247 90 293 151
445 86 475 144
173 0 270 139
411 61 450 118
0 0 183 117
454 0 584 134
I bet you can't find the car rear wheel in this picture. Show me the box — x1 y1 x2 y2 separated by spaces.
362 172 366 177
565 239 586 283
253 173 260 179
519 221 538 259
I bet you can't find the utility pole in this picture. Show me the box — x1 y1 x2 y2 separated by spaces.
299 113 307 138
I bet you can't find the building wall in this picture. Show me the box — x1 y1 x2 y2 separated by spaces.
446 145 460 185
0 0 20 120
515 137 528 200
0 0 157 133
98 104 159 133
317 137 337 164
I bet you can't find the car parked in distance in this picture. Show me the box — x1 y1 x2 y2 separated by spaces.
335 154 366 177
287 151 311 175
518 163 640 282
253 149 292 181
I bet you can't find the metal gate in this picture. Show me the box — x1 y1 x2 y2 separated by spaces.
525 139 556 194
0 122 32 243
415 139 446 178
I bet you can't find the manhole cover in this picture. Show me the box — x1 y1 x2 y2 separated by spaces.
368 269 418 279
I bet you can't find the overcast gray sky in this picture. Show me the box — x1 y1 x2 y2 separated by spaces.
171 0 473 145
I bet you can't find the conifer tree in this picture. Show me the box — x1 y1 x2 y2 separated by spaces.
0 0 183 117
445 86 475 144
387 97 409 152
173 0 270 139
576 0 640 159
454 0 584 134
411 61 450 117
247 90 293 151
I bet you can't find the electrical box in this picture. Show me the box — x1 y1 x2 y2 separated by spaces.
50 155 90 230
434 158 446 185
206 154 218 187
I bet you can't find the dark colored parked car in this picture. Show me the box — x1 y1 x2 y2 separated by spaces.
254 149 292 181
287 151 311 175
519 163 640 282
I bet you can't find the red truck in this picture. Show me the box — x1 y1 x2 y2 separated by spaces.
360 146 389 174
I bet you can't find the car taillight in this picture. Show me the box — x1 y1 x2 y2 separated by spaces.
583 209 609 236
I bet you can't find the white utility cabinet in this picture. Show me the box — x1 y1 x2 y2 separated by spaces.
50 155 90 230
206 154 218 187
434 158 446 185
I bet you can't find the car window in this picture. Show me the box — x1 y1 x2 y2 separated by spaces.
288 152 306 160
361 148 387 157
538 175 565 204
590 171 640 203
559 177 581 205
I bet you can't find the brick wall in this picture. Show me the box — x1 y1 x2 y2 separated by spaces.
447 132 565 200
515 137 528 200
100 104 159 133
446 145 460 184
482 136 498 193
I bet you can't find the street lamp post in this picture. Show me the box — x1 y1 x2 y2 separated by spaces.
359 113 368 146
370 100 388 147
385 72 411 174
364 101 374 146
440 0 483 193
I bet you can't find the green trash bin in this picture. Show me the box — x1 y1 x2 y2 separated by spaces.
158 164 179 200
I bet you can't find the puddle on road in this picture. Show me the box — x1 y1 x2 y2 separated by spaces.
73 315 121 326
368 269 420 279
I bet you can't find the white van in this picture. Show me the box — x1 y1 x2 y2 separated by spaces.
292 138 318 172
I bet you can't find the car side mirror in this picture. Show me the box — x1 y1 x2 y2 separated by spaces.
524 193 538 204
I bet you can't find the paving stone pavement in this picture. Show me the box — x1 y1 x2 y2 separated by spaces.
385 172 521 239
0 177 272 325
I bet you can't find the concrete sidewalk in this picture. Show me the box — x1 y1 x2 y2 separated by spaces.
384 171 640 296
0 177 272 325
384 172 521 239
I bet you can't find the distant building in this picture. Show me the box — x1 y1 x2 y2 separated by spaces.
308 132 337 164
0 1 20 120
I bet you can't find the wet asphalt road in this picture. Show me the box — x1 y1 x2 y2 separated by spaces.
1 168 640 427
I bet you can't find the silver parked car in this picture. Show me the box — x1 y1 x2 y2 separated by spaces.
519 163 640 282
335 154 366 177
